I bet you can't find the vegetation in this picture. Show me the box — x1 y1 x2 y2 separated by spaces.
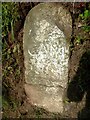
2 3 20 117
74 7 90 45
79 9 90 20
2 2 19 39
79 8 90 32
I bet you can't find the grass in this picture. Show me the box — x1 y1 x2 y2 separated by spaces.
2 3 19 39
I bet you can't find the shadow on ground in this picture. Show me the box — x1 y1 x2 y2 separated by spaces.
67 50 90 119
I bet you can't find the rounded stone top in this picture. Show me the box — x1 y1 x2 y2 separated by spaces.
24 3 72 43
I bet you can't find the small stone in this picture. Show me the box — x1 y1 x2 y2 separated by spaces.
78 23 83 28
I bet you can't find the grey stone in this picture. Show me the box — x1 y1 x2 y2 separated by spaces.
23 3 72 113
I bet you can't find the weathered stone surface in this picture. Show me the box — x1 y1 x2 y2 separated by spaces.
23 3 72 113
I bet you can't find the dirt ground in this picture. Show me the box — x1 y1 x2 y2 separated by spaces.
2 2 90 119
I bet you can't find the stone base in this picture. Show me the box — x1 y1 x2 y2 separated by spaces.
25 84 64 113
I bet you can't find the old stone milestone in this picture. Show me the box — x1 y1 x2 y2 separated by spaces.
23 3 72 113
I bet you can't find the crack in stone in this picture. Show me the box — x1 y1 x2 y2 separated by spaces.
25 83 64 89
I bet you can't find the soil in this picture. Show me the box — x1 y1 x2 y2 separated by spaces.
2 2 90 119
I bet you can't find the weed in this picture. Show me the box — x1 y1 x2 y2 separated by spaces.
79 9 90 32
2 97 9 110
75 36 83 45
63 98 70 104
82 25 90 32
79 9 90 20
